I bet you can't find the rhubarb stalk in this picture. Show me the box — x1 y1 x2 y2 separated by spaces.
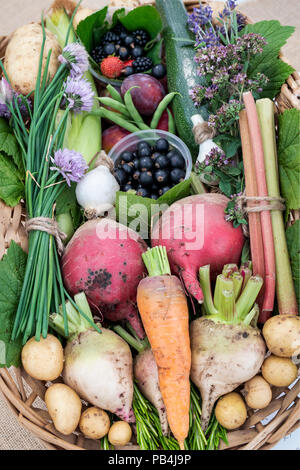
256 98 298 315
239 109 265 308
243 92 276 322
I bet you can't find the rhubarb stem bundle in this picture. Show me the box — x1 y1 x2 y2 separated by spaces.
242 92 276 322
256 99 298 315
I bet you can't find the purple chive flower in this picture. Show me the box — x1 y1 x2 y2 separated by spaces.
63 76 94 113
188 5 213 29
50 149 88 186
59 43 89 78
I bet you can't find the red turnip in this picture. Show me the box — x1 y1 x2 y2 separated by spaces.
62 219 147 337
151 194 244 302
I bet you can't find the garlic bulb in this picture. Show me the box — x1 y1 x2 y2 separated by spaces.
75 165 120 219
191 114 221 164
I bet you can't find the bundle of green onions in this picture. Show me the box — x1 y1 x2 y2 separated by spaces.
0 16 99 343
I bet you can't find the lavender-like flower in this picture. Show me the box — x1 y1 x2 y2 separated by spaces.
63 76 94 113
188 5 213 29
0 77 31 119
50 148 88 186
59 43 89 78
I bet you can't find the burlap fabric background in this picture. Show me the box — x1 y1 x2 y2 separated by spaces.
0 0 299 451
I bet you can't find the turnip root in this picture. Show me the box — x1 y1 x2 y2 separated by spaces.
51 293 135 423
134 348 168 436
151 194 244 303
190 264 266 430
62 219 147 338
191 318 266 430
4 23 61 96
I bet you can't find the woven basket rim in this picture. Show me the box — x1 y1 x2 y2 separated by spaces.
0 0 299 451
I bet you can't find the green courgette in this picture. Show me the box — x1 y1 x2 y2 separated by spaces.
156 0 207 162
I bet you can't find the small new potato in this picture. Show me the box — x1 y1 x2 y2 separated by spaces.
262 355 298 387
215 392 247 430
108 421 132 446
244 376 272 409
21 334 64 381
263 315 300 358
79 407 110 439
45 384 82 435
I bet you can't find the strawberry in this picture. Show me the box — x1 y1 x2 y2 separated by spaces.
100 57 124 79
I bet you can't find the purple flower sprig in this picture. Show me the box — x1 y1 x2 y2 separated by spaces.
50 148 88 186
59 43 89 78
62 76 94 114
0 77 31 120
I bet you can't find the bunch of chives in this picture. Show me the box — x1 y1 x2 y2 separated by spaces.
0 14 92 344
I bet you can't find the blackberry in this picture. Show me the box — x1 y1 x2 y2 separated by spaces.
91 45 106 64
101 31 120 45
133 56 153 73
113 23 127 36
133 29 149 47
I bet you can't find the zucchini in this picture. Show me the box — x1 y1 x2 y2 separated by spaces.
156 0 207 162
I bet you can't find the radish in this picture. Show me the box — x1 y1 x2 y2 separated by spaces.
190 264 266 430
114 325 168 436
50 293 135 422
62 218 147 337
151 194 244 303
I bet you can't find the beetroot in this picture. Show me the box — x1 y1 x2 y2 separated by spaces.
62 219 147 337
151 194 244 303
121 73 165 116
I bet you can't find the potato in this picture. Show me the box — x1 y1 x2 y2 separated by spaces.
263 315 300 358
45 383 82 435
4 23 61 96
244 375 272 409
108 421 132 446
79 407 110 439
73 8 95 30
21 334 64 381
262 355 298 387
215 392 247 430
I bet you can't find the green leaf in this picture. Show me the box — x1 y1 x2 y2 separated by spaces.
0 118 23 175
213 134 241 158
241 21 295 99
76 6 108 53
286 220 300 306
278 109 300 211
0 242 27 367
0 153 25 207
116 178 191 239
219 180 232 197
119 6 163 40
55 183 83 230
146 38 163 65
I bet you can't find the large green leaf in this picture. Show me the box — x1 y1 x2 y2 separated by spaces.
0 242 27 367
278 109 300 211
0 153 24 207
0 118 23 175
119 6 163 40
241 21 295 99
76 6 108 53
286 221 300 307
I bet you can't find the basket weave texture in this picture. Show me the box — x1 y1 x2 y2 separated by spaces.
0 0 299 451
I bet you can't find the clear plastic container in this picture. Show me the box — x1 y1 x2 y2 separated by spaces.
108 129 192 180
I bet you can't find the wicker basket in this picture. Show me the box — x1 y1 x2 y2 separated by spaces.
0 0 299 451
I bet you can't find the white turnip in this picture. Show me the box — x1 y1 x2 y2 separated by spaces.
151 194 244 303
190 264 266 430
51 293 135 423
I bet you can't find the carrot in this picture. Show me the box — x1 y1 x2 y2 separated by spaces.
137 246 191 450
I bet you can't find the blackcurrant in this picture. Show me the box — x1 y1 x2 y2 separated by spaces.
120 150 133 163
139 171 153 187
118 46 130 60
122 163 134 177
136 187 150 198
170 168 185 184
124 35 134 47
155 138 169 153
154 169 169 186
139 156 153 171
103 43 116 56
132 46 144 58
154 155 169 169
123 66 134 77
158 186 172 196
114 168 127 186
152 64 167 79
169 153 185 169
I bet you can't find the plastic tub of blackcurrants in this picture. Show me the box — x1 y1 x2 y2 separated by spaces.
109 130 192 200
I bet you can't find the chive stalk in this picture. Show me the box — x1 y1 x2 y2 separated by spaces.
256 98 298 315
